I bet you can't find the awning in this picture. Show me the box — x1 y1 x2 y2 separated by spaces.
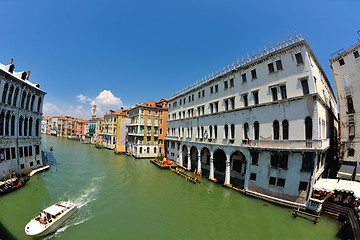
337 164 355 180
314 178 360 198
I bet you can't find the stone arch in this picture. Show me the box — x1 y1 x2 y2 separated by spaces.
230 150 247 188
182 145 189 167
7 85 14 105
213 148 226 183
200 147 211 177
190 146 198 170
13 87 19 106
2 83 8 103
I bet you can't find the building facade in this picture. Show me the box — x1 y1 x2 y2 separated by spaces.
0 59 46 178
166 35 338 202
330 41 360 181
114 109 130 154
127 99 168 158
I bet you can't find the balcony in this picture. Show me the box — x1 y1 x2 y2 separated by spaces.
165 135 180 141
247 139 330 151
128 132 144 136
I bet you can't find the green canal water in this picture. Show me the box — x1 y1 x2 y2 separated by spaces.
0 135 341 240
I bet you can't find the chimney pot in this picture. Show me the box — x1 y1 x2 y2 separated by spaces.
26 71 31 80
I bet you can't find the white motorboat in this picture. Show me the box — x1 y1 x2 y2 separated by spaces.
25 201 77 237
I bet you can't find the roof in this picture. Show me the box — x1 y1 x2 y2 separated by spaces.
314 178 360 198
43 205 64 216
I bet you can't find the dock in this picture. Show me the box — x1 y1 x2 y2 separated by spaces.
169 167 201 184
28 165 50 177
292 207 321 224
150 159 177 169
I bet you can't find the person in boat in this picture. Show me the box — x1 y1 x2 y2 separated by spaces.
39 211 46 224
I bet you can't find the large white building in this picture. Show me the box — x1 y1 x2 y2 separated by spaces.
331 41 360 182
0 59 46 178
165 35 338 202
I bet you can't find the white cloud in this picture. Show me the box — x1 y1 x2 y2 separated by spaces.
77 94 92 103
43 90 124 120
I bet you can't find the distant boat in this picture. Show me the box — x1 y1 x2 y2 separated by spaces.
25 201 77 237
0 177 30 194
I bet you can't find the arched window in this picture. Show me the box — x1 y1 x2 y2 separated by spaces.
273 120 279 140
154 147 157 154
209 125 213 139
244 122 249 140
201 126 204 138
197 127 200 138
230 124 235 139
19 116 23 136
139 147 142 154
30 95 35 111
35 119 40 136
7 85 14 105
0 111 4 135
282 120 289 140
305 117 312 140
13 87 19 106
29 117 33 136
224 124 228 139
5 112 10 136
24 117 28 136
147 147 150 153
2 83 8 103
254 121 259 140
11 115 15 136
214 125 218 138
26 93 31 110
21 91 26 108
37 97 42 112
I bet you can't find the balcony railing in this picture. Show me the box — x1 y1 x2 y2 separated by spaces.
247 139 330 150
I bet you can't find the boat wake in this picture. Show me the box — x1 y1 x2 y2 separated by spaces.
43 177 102 239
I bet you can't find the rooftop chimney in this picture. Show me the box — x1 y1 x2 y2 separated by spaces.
26 71 31 80
8 58 14 73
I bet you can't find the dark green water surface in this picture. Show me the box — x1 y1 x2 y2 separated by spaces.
0 135 340 239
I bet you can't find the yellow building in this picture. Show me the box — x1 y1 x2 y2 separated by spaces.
114 109 130 154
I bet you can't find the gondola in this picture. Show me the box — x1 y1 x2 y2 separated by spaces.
0 177 30 194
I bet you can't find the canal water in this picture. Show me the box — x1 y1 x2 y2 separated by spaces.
0 135 340 240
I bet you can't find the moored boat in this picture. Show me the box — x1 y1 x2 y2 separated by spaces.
25 201 77 237
0 177 30 194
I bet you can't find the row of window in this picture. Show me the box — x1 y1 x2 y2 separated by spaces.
169 79 311 121
0 112 41 137
1 83 42 113
250 173 308 191
169 117 313 141
339 50 360 66
170 53 305 109
0 145 40 161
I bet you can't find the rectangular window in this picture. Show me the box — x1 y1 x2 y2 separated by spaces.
301 153 313 171
20 164 24 169
19 147 23 158
253 91 259 105
295 53 304 64
277 178 285 187
224 99 229 111
24 147 28 157
229 78 234 87
298 181 308 191
5 148 10 160
250 173 257 181
224 81 228 89
354 51 360 59
214 102 218 113
251 151 259 165
339 58 345 66
242 94 248 107
280 85 287 99
229 97 235 110
198 92 201 98
251 69 257 79
279 153 288 169
301 79 309 95
202 90 205 97
0 149 4 161
271 87 278 101
242 73 247 82
276 60 283 70
192 94 194 101
269 177 276 185
189 95 191 102
268 63 275 73
210 86 214 94
11 147 16 159
215 84 218 93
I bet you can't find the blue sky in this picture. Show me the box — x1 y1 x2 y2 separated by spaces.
1 0 359 119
